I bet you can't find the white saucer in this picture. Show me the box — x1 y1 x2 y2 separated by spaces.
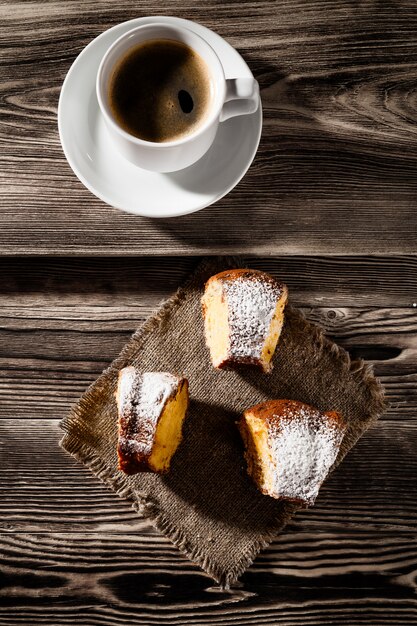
58 16 262 218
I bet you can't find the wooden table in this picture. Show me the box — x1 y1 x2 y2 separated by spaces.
1 2 417 625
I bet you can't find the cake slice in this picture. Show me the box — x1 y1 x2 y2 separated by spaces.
202 269 288 373
238 399 346 506
116 367 189 475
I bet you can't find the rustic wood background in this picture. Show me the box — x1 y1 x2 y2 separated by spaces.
1 0 417 624
1 256 417 624
1 0 417 254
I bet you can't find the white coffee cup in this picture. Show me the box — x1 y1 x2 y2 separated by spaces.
96 22 260 172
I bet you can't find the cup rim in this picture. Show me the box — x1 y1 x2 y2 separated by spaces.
96 22 226 148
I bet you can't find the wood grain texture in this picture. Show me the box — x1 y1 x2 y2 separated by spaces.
1 256 417 306
1 419 417 534
0 256 415 420
0 255 416 624
1 304 414 419
1 1 417 255
1 531 417 625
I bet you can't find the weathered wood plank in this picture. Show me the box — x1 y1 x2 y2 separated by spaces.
2 1 417 254
0 305 413 419
0 256 415 420
1 419 416 534
1 256 417 307
1 531 417 625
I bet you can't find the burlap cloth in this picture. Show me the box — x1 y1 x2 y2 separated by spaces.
60 257 386 587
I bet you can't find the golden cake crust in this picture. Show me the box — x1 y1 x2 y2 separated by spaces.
238 399 346 505
243 399 344 430
202 269 288 372
205 268 286 291
116 368 188 475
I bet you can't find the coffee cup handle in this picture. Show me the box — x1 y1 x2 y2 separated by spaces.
219 78 260 122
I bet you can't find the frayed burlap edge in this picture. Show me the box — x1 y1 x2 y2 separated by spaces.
60 256 387 588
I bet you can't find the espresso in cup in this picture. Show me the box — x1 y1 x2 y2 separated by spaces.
108 39 212 143
97 22 259 171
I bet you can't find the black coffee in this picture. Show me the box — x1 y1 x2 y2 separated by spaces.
108 39 212 143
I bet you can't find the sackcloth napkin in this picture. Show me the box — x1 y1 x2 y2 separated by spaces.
60 257 386 587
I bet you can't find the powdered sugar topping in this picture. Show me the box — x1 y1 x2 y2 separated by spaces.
268 405 345 504
119 369 179 456
223 275 283 359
